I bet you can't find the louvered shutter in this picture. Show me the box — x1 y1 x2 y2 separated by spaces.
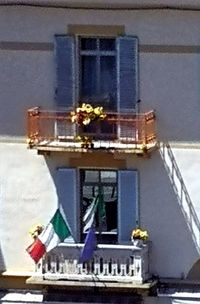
56 168 78 240
118 170 138 243
55 35 75 109
117 36 138 112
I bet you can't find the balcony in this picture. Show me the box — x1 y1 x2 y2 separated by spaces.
27 107 157 154
27 243 152 290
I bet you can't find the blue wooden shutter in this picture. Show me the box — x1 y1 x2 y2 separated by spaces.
55 35 75 109
56 168 77 240
117 36 138 112
118 170 138 243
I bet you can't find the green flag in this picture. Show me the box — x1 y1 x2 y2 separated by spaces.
97 188 106 225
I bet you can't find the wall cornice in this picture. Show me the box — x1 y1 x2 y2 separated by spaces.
1 0 200 10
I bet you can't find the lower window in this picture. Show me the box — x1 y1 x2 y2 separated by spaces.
80 169 117 243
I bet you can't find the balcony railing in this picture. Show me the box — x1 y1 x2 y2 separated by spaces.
35 243 150 284
27 107 157 154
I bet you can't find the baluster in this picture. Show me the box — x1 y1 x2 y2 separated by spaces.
120 261 127 276
85 261 91 274
129 258 135 277
58 253 65 274
77 263 83 275
134 256 142 280
111 259 118 276
94 257 100 275
65 259 69 273
71 259 77 273
102 260 109 276
52 254 58 273
43 255 50 273
73 259 78 274
66 259 74 274
35 256 43 274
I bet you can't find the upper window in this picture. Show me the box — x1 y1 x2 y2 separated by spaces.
80 38 117 111
55 34 138 113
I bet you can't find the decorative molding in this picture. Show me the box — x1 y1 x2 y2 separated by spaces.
1 41 200 54
68 25 125 36
0 136 26 143
0 41 54 51
140 44 200 54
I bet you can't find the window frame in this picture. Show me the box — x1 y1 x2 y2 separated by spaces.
79 168 118 244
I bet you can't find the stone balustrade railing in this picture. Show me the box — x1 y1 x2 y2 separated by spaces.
36 243 150 284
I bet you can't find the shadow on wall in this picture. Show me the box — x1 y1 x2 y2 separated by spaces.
187 259 200 280
0 242 6 273
142 146 200 278
160 142 200 254
145 142 200 278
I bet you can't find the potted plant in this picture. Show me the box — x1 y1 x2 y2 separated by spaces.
131 227 148 247
29 224 44 240
71 103 106 126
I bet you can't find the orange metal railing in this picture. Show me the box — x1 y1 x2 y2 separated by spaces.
27 107 156 151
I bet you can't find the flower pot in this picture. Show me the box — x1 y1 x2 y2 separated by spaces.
132 239 143 247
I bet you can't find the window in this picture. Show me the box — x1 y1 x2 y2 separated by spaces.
80 169 117 243
56 168 139 244
55 34 138 113
80 38 117 111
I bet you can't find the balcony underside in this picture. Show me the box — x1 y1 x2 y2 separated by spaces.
35 140 157 155
26 276 157 297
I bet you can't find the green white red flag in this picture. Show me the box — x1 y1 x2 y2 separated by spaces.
26 208 74 263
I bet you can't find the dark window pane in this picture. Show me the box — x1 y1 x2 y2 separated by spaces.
81 38 97 50
100 39 115 51
99 56 117 110
81 56 97 99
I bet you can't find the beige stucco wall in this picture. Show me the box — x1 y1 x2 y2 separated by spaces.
1 6 200 279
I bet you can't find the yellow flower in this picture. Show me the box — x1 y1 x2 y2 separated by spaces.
29 224 44 239
100 113 107 119
131 227 149 241
93 107 101 115
85 104 93 113
83 118 91 125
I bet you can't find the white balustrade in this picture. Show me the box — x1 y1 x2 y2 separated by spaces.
36 243 150 284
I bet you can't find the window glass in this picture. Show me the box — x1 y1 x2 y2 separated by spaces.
100 38 115 51
100 56 117 110
81 56 97 99
101 171 116 183
79 37 117 110
84 170 99 182
81 38 97 50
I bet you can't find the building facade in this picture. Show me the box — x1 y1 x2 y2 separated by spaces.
1 1 200 303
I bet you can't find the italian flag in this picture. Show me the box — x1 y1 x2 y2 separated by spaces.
26 208 73 263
